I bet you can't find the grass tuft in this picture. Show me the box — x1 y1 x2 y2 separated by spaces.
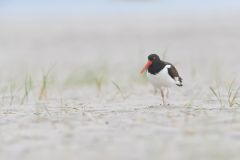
39 65 55 101
20 75 33 104
111 81 127 99
209 86 224 107
9 81 16 105
94 74 105 93
226 80 240 107
210 79 240 107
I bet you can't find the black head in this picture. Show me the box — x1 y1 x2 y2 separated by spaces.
140 54 163 74
148 54 161 63
146 54 164 75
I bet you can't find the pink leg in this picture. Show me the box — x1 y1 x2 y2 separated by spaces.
166 88 170 105
166 88 169 99
160 88 165 105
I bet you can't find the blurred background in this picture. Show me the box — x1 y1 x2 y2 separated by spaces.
0 0 240 87
1 2 240 160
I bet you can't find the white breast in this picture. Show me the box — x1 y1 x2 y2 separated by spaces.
147 65 175 88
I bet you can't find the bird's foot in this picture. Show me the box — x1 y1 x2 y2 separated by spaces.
161 103 170 106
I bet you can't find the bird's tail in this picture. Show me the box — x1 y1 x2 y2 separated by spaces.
175 77 183 87
176 83 183 87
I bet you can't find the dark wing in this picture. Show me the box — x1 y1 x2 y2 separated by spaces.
163 61 183 84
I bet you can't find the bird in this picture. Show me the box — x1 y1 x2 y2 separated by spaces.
140 54 183 105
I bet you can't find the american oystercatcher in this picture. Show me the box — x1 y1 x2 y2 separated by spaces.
140 54 183 105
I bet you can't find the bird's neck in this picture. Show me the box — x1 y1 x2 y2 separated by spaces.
148 61 165 75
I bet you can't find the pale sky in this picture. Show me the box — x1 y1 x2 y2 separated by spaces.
1 0 240 16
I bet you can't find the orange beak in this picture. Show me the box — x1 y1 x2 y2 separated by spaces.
140 60 152 74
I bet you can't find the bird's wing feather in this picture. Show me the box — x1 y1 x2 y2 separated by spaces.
163 61 182 83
